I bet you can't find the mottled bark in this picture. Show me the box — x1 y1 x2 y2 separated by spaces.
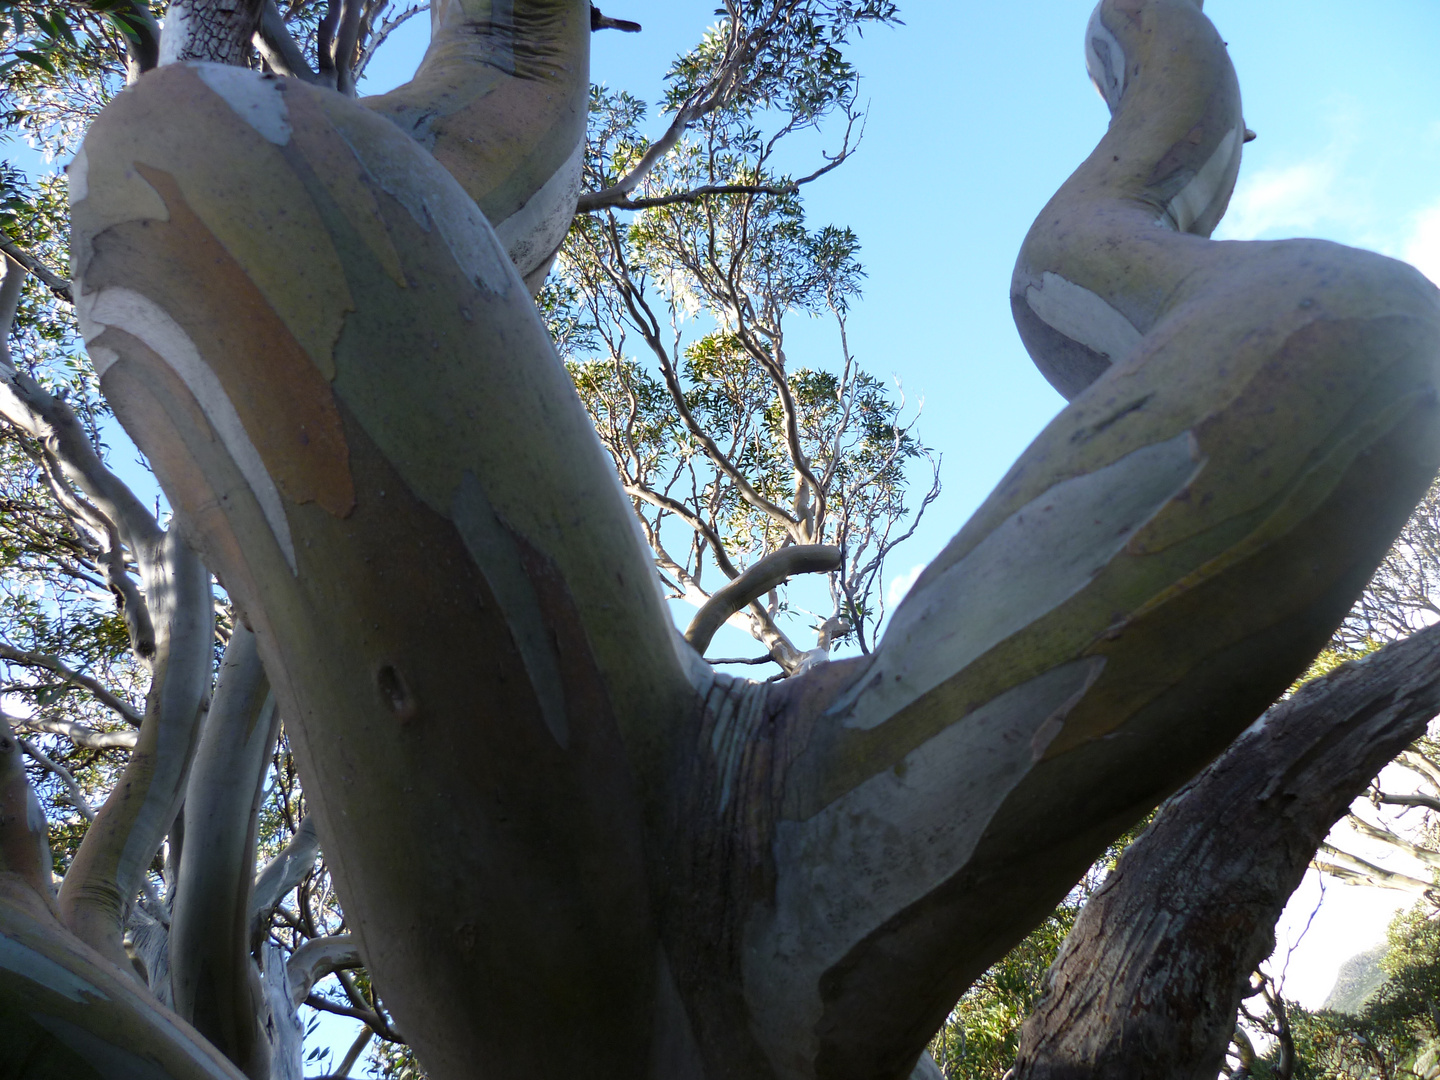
1011 623 1440 1080
63 0 1440 1077
160 0 266 68
363 0 589 287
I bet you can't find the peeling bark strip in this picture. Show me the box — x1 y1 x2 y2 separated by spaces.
64 1 1440 1078
1011 624 1440 1080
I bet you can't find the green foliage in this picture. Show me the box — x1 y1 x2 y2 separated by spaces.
1249 904 1440 1079
928 825 1149 1078
552 12 936 666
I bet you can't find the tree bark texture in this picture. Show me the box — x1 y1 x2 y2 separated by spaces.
50 0 1440 1077
1010 622 1440 1080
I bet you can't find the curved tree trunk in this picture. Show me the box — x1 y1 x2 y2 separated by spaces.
1011 622 1440 1080
57 0 1440 1078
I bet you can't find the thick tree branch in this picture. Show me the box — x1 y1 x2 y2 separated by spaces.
251 815 321 939
685 544 841 656
1011 624 1440 1080
288 934 363 1008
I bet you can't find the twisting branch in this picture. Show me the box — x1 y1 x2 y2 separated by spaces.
252 814 321 938
287 934 363 1008
685 545 841 656
333 0 365 95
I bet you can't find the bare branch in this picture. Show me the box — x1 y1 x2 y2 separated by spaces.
1376 791 1440 814
685 545 841 656
19 736 96 821
0 642 144 726
0 242 68 303
288 934 363 1008
252 814 321 936
590 6 641 33
355 1 426 78
254 0 322 82
334 0 365 95
1314 843 1435 896
12 715 138 750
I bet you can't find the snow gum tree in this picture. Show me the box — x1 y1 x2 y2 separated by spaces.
3 1 1440 1079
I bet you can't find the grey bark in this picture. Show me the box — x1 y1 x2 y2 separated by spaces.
1011 622 1440 1080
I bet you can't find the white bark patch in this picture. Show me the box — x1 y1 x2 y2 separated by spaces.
830 431 1202 732
329 122 515 296
493 138 584 281
67 146 88 205
191 63 293 146
157 4 191 65
1084 6 1127 112
1161 124 1243 233
0 935 106 1003
83 287 298 574
1025 271 1142 364
453 472 570 749
745 658 1106 1079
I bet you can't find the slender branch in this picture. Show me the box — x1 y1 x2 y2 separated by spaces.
19 736 96 821
685 545 841 656
333 0 365 95
254 0 321 82
1313 844 1435 896
354 1 425 77
1376 791 1440 814
1345 812 1440 867
577 5 779 211
0 241 71 304
335 1025 374 1076
0 642 144 726
12 715 138 750
304 991 382 1029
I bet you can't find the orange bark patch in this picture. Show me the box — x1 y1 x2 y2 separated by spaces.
86 163 355 518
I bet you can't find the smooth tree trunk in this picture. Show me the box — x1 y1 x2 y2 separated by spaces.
27 1 1440 1078
1010 622 1440 1080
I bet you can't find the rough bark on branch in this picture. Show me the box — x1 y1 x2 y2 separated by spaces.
1011 623 1440 1080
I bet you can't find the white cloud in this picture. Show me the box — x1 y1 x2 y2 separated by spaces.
1401 200 1440 285
886 562 925 608
1217 157 1346 242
